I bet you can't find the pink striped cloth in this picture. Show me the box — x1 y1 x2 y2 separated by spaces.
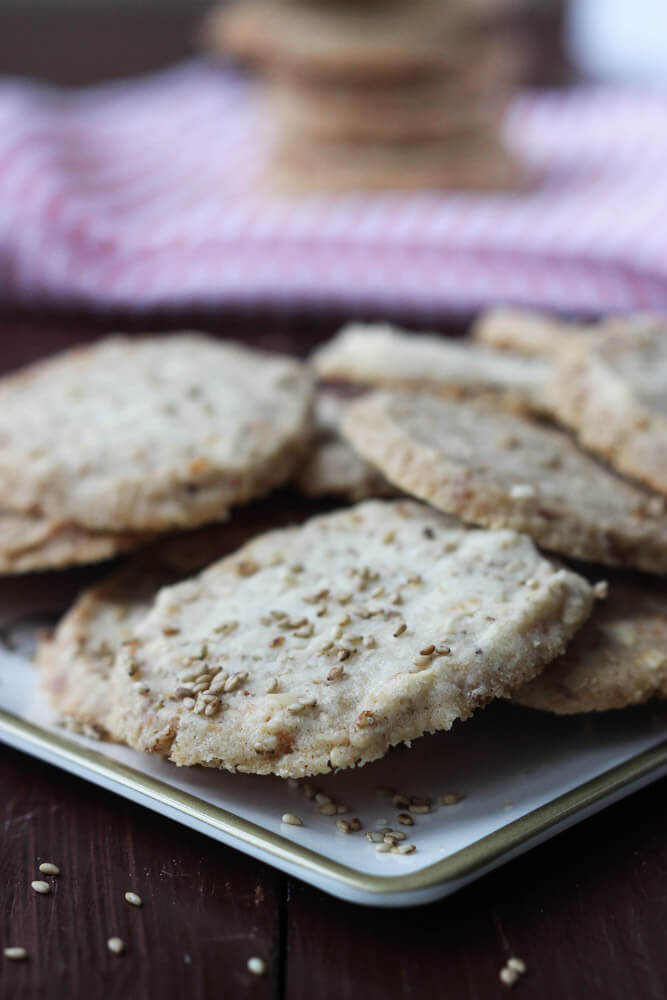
1 60 667 316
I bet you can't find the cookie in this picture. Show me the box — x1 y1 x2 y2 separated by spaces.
312 323 548 407
294 391 396 501
208 0 525 85
513 574 667 713
106 499 594 777
269 85 506 143
341 392 667 573
0 512 151 576
38 504 309 735
0 334 313 532
547 315 667 496
472 306 592 357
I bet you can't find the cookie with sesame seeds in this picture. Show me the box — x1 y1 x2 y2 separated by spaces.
311 323 548 409
546 315 667 496
294 390 397 501
106 499 594 777
341 392 667 573
513 574 667 713
0 511 152 575
38 503 309 735
0 334 314 532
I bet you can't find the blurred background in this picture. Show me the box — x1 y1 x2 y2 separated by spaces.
0 0 665 89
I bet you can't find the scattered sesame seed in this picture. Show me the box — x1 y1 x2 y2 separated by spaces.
247 957 266 976
107 938 125 956
594 580 608 599
375 785 395 797
419 645 435 656
393 623 407 637
336 819 351 833
375 842 391 853
363 635 377 650
337 614 350 626
337 649 351 662
4 946 28 961
327 664 345 683
507 957 527 974
318 804 337 816
366 831 385 843
348 818 362 832
407 573 422 584
38 862 60 876
397 813 414 826
408 804 431 814
314 793 332 805
436 645 451 655
382 531 396 544
31 880 50 895
269 636 285 648
392 843 416 855
499 967 519 986
281 813 303 827
124 891 143 907
439 792 465 805
134 682 150 695
392 794 409 808
412 653 432 669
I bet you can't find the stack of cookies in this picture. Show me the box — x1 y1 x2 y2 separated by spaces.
204 0 531 191
2 312 664 782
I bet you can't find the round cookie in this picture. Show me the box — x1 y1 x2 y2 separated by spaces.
0 512 151 575
106 499 594 777
547 316 667 496
513 575 667 713
0 334 313 532
341 392 667 573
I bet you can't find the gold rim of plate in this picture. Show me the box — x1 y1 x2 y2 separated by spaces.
1 707 665 896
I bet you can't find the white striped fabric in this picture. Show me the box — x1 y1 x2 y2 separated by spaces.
0 60 666 315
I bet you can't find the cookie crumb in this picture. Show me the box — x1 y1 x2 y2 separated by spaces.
281 812 303 826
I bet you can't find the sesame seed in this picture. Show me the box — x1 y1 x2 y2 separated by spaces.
371 586 385 598
269 636 285 648
375 785 395 797
439 792 465 805
314 793 332 805
337 648 351 662
407 573 422 584
391 591 404 606
393 623 407 637
281 813 303 826
327 664 345 682
336 805 349 814
350 604 370 619
3 947 28 961
223 672 247 693
134 682 150 695
366 831 385 843
410 795 432 806
348 818 362 832
294 624 314 639
412 654 432 669
594 580 608 599
107 937 125 956
183 697 196 709
382 531 396 544
397 813 414 826
408 804 431 814
337 614 350 626
260 616 272 627
363 635 377 649
336 819 351 833
375 842 391 853
392 794 409 807
318 803 337 816
31 880 50 895
387 830 406 842
436 645 452 655
266 678 280 694
499 967 518 986
271 610 287 620
38 862 60 876
392 843 416 855
237 560 259 577
247 957 266 976
507 957 527 974
419 645 435 656
124 891 143 907
213 621 238 635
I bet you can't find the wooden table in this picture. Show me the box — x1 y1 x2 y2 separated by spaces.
1 315 667 1000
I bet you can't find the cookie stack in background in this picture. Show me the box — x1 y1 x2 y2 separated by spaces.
204 0 538 192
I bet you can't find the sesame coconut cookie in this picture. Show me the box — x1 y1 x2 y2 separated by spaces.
513 575 667 714
294 391 396 501
0 334 313 533
106 500 594 777
0 512 151 576
312 323 548 407
547 316 667 496
341 392 667 573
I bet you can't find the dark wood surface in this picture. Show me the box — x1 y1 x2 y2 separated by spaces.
1 316 667 1000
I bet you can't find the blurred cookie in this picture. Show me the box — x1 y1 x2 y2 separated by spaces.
514 574 667 714
0 334 313 533
342 391 667 573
